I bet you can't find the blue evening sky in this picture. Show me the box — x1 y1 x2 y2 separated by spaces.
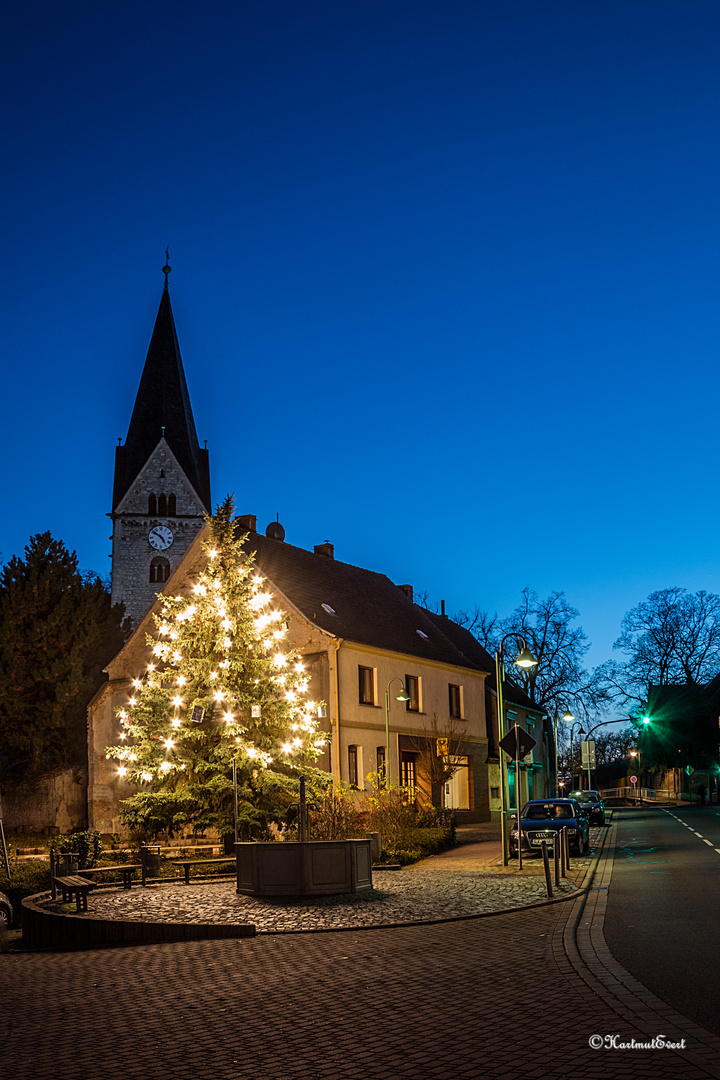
2 0 720 690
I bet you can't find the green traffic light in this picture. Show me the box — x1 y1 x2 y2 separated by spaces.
642 716 651 725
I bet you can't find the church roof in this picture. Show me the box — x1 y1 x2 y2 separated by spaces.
240 526 490 672
112 286 211 512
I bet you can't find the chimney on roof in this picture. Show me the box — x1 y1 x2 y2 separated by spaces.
398 583 413 602
441 599 446 616
236 514 257 533
314 542 334 559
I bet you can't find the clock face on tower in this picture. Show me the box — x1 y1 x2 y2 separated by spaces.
148 525 174 551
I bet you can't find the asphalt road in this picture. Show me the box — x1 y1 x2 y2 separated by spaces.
605 805 720 1036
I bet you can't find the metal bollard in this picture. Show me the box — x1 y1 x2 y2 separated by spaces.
554 837 560 887
541 841 553 898
560 827 566 878
564 827 571 871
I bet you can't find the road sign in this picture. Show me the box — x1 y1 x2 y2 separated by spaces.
630 775 638 784
436 737 449 756
499 725 537 760
685 765 695 776
581 740 596 768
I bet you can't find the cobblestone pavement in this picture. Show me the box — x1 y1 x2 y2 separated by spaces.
41 826 592 933
76 867 577 933
3 820 719 1080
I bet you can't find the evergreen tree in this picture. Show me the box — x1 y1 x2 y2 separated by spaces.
0 532 128 783
106 498 327 839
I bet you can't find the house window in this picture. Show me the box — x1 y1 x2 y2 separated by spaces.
149 557 170 583
348 745 359 788
401 753 417 798
167 493 176 516
376 746 386 783
405 675 420 712
527 720 537 762
158 494 167 516
449 683 463 719
148 493 157 515
358 666 376 705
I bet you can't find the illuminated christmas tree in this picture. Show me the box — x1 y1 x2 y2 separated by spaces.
106 497 326 839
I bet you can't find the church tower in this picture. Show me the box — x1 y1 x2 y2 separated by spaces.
110 260 211 627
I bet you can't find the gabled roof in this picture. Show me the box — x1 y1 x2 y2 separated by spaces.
422 609 542 713
112 286 210 511
239 526 490 673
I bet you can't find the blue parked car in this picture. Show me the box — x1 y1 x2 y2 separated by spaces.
509 798 590 857
569 789 606 826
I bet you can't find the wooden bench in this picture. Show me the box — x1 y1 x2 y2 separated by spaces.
171 858 235 885
54 875 96 912
78 864 142 890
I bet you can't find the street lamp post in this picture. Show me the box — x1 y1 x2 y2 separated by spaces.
495 634 538 866
384 678 410 787
553 708 575 797
581 717 641 790
567 722 586 790
629 748 640 803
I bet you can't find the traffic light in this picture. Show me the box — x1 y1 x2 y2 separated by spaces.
642 716 651 725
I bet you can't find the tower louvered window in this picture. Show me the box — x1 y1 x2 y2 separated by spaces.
149 556 170 583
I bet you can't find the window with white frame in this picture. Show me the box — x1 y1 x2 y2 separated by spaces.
348 745 360 788
358 665 376 705
448 683 464 719
376 746 386 783
405 675 420 712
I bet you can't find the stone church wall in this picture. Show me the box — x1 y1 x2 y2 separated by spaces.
111 438 207 627
2 768 88 835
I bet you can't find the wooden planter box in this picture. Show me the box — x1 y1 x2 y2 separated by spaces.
236 839 373 896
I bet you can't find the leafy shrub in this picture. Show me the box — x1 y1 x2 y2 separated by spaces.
300 779 456 864
49 830 103 869
304 787 365 840
0 860 51 921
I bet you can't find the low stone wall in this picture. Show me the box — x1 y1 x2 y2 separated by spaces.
22 892 256 950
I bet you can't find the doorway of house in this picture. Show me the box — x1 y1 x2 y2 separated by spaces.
443 757 469 809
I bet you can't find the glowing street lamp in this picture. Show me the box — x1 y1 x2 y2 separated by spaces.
554 708 575 796
495 634 538 866
384 678 410 786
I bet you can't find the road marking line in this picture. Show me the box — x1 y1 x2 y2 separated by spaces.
694 831 703 836
703 838 713 845
715 849 720 855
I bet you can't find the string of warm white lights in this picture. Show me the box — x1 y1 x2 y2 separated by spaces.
105 528 326 790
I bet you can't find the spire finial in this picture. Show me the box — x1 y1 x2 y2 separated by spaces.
163 248 171 290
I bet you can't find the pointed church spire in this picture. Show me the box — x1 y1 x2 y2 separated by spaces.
112 266 211 512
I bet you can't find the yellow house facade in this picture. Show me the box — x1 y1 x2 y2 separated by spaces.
88 515 549 834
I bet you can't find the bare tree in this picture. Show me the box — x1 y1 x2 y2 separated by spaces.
608 588 720 703
455 588 610 721
405 712 470 807
452 606 499 648
557 725 634 781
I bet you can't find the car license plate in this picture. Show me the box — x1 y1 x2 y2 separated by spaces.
531 836 554 845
